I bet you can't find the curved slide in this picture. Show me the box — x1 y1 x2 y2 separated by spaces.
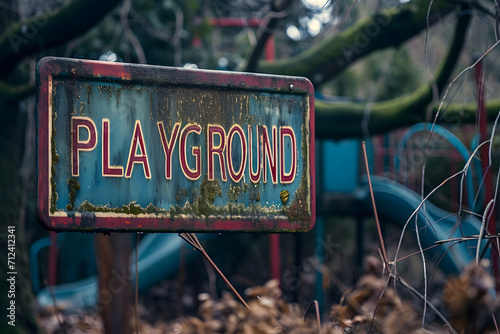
364 175 488 274
36 177 487 310
36 234 209 311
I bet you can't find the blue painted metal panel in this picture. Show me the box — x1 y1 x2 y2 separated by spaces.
37 57 315 232
322 139 359 193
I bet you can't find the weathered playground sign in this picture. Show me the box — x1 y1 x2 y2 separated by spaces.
36 57 315 232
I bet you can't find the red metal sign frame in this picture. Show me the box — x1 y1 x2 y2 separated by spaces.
37 57 315 233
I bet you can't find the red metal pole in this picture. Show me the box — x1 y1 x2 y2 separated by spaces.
475 60 498 285
265 36 275 61
270 234 281 283
48 231 58 286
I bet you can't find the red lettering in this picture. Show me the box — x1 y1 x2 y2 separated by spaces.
158 122 180 180
207 124 227 181
102 119 124 177
227 125 247 183
280 126 297 184
262 125 278 184
125 121 151 179
248 125 262 183
179 123 201 180
71 117 97 177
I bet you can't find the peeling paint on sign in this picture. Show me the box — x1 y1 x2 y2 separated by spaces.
37 57 315 232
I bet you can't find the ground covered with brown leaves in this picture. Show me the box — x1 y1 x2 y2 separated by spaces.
37 260 499 334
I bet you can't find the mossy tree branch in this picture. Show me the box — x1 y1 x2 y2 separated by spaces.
255 0 456 86
437 99 500 125
0 0 121 78
315 7 471 139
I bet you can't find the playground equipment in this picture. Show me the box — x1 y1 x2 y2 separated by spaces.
314 123 490 309
395 122 484 211
35 234 208 311
34 123 489 311
363 175 486 274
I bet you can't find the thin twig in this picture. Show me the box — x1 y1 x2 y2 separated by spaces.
395 244 442 263
304 300 322 334
362 141 389 270
435 233 500 244
121 0 147 64
435 39 500 119
397 276 457 334
411 6 495 330
45 279 67 334
368 275 392 334
477 200 494 265
492 311 499 332
429 240 464 286
315 300 321 334
414 208 428 328
394 141 489 266
179 233 250 309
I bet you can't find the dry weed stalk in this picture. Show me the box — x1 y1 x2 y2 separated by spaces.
361 141 390 272
179 233 250 309
304 300 322 334
45 279 68 334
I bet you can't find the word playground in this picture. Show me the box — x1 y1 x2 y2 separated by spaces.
37 57 315 232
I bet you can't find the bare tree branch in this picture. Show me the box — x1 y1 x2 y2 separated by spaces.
443 98 500 124
255 0 457 86
244 0 293 72
121 0 147 64
0 0 121 78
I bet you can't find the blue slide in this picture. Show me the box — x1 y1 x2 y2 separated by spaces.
364 175 488 274
35 178 487 311
35 234 207 311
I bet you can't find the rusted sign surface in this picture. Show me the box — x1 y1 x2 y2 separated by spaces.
37 57 315 232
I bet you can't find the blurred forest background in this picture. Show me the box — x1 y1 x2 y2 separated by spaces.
2 0 500 333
